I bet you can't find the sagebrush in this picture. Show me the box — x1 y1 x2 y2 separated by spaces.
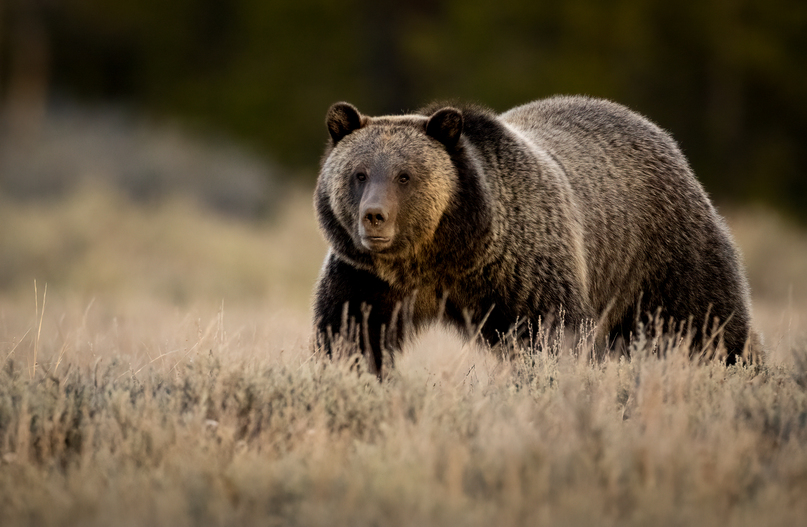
1 189 806 526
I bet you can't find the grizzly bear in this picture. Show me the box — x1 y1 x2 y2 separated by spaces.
313 96 756 373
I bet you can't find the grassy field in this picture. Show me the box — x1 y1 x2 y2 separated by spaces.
1 187 806 526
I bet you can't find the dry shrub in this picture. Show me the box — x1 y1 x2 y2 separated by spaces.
1 299 806 527
0 190 806 526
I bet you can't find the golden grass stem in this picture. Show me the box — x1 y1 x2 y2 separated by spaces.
31 280 47 380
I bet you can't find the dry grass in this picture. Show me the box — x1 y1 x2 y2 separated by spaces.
1 188 806 526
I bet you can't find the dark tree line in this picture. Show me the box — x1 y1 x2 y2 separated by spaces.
1 0 806 219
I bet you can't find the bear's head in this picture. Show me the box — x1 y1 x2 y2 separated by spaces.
316 102 464 267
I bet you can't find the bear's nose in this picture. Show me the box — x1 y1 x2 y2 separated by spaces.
363 207 387 227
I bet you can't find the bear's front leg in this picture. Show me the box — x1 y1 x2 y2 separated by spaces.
313 253 403 374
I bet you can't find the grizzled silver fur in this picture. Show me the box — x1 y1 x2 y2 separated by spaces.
314 95 757 373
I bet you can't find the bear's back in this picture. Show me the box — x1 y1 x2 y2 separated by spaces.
500 96 751 351
500 96 703 214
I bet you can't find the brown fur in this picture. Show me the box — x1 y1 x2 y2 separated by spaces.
314 96 759 373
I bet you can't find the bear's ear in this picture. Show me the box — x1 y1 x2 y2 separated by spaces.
326 102 364 144
426 107 463 149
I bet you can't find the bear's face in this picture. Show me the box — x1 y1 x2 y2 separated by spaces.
317 103 464 264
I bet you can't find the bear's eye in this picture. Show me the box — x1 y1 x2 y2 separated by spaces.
398 173 410 184
355 172 367 182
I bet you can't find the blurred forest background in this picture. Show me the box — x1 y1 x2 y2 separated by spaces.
1 0 805 217
1 0 807 328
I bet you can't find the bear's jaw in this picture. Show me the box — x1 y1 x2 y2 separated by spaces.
361 235 393 251
358 216 397 251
